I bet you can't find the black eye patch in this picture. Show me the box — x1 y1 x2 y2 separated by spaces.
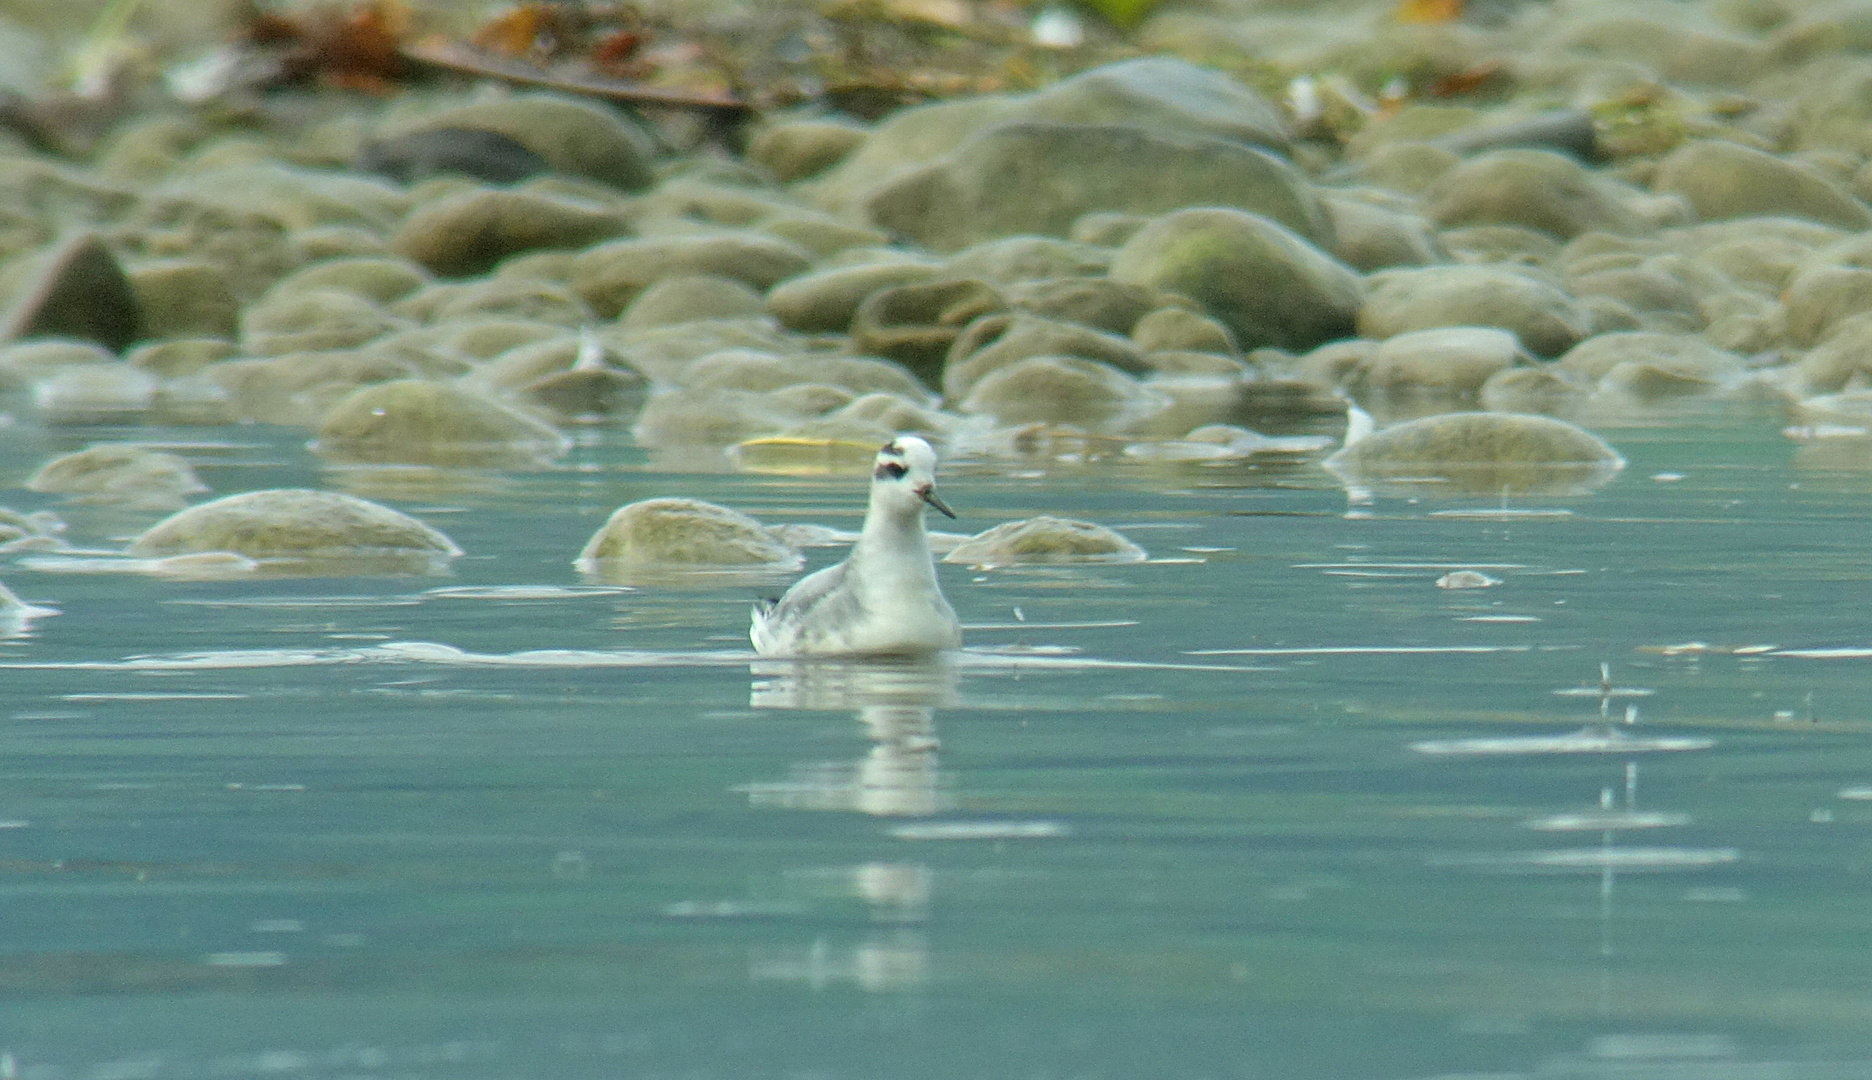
875 461 908 480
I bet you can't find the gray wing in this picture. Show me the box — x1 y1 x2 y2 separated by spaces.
751 559 866 655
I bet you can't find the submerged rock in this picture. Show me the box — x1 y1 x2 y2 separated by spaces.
1322 411 1625 495
575 498 802 573
943 516 1147 566
129 488 461 570
26 445 207 509
311 379 570 467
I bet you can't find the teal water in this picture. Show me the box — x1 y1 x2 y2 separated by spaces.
5 407 1872 1078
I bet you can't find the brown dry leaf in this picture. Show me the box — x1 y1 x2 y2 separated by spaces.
471 5 549 58
1426 60 1503 97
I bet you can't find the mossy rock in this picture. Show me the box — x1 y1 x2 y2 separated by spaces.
1323 411 1625 496
26 445 206 508
129 489 462 567
575 497 802 571
943 516 1147 567
311 379 570 467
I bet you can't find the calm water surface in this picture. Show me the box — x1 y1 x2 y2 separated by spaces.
4 405 1872 1078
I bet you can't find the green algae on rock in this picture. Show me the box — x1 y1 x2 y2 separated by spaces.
26 445 207 509
129 488 462 572
1322 411 1625 496
575 498 803 576
943 516 1148 567
310 379 570 467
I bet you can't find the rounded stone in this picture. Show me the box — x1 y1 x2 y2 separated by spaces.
957 355 1155 430
392 189 628 278
1478 366 1586 415
764 260 943 333
1358 266 1592 358
748 118 869 182
311 379 571 466
26 445 207 508
943 312 1146 401
621 274 767 329
1006 276 1156 334
851 278 1007 387
942 516 1147 567
1351 326 1528 398
1132 307 1238 355
129 488 462 564
1111 208 1364 353
575 498 802 570
1653 140 1872 231
1425 149 1649 239
1556 332 1746 384
126 338 238 377
269 256 432 305
571 233 812 317
375 94 655 191
1323 411 1626 495
33 365 158 424
943 236 1114 284
240 289 406 356
126 259 238 340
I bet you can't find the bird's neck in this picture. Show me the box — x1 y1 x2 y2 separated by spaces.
858 496 931 563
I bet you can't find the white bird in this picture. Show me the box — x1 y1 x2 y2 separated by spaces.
751 437 962 658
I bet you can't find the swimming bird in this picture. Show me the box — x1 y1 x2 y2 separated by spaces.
750 437 962 658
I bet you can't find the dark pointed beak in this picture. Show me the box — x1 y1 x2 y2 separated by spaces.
919 486 956 519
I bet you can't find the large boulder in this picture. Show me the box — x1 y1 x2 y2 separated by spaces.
1323 411 1625 495
129 488 462 569
575 498 802 573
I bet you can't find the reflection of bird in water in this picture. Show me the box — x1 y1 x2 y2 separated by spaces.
751 437 961 658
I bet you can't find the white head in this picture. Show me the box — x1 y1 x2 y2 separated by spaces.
871 436 954 520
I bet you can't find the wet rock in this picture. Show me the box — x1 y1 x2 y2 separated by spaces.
850 278 1006 386
834 392 960 439
1654 140 1872 231
311 379 570 467
1025 57 1290 149
147 164 409 233
1142 350 1251 377
26 445 207 508
764 260 942 333
1479 366 1586 415
1323 411 1625 495
867 123 1330 253
287 224 392 262
1566 262 1705 331
127 337 238 377
943 515 1147 567
633 387 798 448
358 127 549 185
621 274 768 329
1351 327 1528 399
748 118 870 182
571 233 812 317
1110 208 1364 353
1294 339 1375 391
1131 307 1237 355
1070 212 1150 247
1783 263 1872 346
375 94 655 191
32 364 157 423
1426 149 1649 239
1005 277 1155 335
687 351 931 403
636 179 793 229
1435 108 1602 162
1359 265 1592 358
1357 141 1460 195
401 276 593 327
0 339 115 388
753 210 890 259
392 189 627 278
524 363 650 422
129 488 462 569
1323 196 1441 272
803 96 1024 218
943 236 1114 284
1789 313 1872 394
126 259 238 340
241 289 405 356
575 498 802 572
603 317 802 384
269 256 432 305
460 333 596 394
204 350 414 426
1557 331 1748 387
1438 225 1560 267
1791 388 1872 427
957 355 1158 430
1 234 141 350
943 312 1145 400
1436 569 1500 589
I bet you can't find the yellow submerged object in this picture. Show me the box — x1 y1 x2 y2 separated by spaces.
729 436 883 476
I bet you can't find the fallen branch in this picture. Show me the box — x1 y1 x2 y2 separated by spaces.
399 38 752 116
